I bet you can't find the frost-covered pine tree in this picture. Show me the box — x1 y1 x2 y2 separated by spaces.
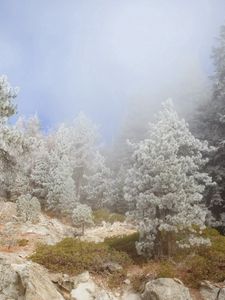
46 152 76 214
108 166 128 214
16 194 41 223
0 75 26 200
72 203 93 235
44 124 76 214
0 75 17 120
29 139 49 204
124 99 212 258
82 151 112 210
71 113 98 200
12 115 45 201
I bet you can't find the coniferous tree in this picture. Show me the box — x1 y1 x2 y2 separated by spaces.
124 100 212 258
192 26 225 228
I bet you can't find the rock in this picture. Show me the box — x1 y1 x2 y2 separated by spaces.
200 281 225 300
0 257 65 300
57 273 75 292
71 271 117 300
13 262 65 300
71 279 96 300
121 291 141 300
95 289 116 300
200 281 219 300
124 279 131 285
218 288 225 300
74 271 90 284
142 278 192 300
0 262 24 300
102 262 122 273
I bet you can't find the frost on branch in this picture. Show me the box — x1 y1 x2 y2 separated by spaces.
124 99 212 258
16 194 41 223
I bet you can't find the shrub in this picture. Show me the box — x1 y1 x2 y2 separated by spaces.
17 239 29 247
157 261 176 278
107 269 127 289
93 209 125 225
104 232 142 262
30 238 131 276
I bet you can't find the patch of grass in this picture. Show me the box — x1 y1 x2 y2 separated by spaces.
107 269 127 289
158 261 176 278
30 237 131 276
17 239 29 247
131 273 148 293
93 209 125 225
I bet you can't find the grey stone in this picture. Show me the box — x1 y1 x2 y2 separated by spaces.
142 278 192 300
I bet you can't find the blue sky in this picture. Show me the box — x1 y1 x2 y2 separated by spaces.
0 1 225 141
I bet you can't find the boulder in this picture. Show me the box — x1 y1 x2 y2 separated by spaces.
0 257 65 300
0 261 24 300
142 278 192 300
218 288 225 300
13 262 65 300
71 271 117 300
121 291 141 300
102 262 122 273
200 281 225 300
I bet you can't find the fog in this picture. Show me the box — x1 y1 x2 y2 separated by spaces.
0 0 225 141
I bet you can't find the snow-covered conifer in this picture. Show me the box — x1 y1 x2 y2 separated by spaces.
124 99 212 258
82 151 112 210
0 76 26 199
16 194 41 223
72 203 93 235
71 113 98 200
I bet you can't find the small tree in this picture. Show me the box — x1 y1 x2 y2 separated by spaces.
72 203 93 235
16 194 41 223
124 100 212 258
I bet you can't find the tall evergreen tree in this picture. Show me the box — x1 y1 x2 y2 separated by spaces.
125 100 212 258
192 26 225 227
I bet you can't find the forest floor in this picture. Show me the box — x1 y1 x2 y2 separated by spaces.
0 201 136 256
0 201 222 300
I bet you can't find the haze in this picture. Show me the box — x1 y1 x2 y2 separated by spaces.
0 0 225 141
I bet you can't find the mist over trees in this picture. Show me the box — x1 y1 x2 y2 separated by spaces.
1 24 225 259
191 25 225 231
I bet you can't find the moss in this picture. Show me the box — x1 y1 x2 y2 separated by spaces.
93 209 125 225
30 237 131 276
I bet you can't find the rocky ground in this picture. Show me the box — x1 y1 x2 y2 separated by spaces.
0 201 225 300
